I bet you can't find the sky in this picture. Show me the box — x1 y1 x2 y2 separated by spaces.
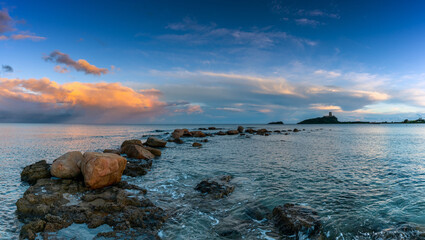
1 0 425 124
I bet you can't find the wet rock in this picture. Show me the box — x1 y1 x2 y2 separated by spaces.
256 129 269 135
16 176 166 239
226 130 239 135
274 130 281 133
191 131 207 138
174 138 184 144
123 162 148 177
272 203 321 238
195 175 235 199
81 152 127 189
171 129 191 139
217 228 242 239
121 144 155 160
103 149 120 155
208 127 217 130
144 146 161 156
285 133 289 135
192 142 202 147
145 137 167 148
245 128 256 134
201 139 209 143
245 204 269 221
50 151 83 179
198 127 207 130
120 139 143 150
216 131 226 136
237 126 244 133
21 160 51 185
293 128 300 132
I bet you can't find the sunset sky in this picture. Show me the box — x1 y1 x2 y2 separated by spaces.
1 0 425 123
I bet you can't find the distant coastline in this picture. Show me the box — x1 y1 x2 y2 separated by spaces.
297 112 425 124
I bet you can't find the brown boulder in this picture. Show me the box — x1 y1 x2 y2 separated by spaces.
226 130 239 135
192 142 202 147
144 146 162 156
103 149 120 155
272 203 321 237
256 129 269 135
145 137 167 148
191 131 207 138
245 128 256 134
120 139 143 150
81 152 127 189
121 144 155 160
237 126 244 133
50 151 83 179
208 127 217 130
216 131 226 135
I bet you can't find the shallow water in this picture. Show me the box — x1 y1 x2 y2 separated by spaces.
1 123 425 239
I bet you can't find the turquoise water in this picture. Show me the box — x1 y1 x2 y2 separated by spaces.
1 124 425 239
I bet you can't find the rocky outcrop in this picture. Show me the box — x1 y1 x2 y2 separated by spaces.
16 177 166 240
192 142 202 147
50 151 83 179
226 130 239 135
21 160 51 185
145 137 167 148
121 144 155 160
272 203 321 238
81 152 127 189
237 126 244 133
191 131 206 138
195 175 235 199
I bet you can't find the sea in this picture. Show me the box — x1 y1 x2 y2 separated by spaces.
1 123 425 239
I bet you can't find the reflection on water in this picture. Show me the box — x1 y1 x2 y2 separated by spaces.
1 123 425 239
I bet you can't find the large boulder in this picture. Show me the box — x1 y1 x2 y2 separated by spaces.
191 131 207 138
237 126 244 133
144 146 162 156
81 152 127 189
195 175 235 199
21 160 51 185
50 151 83 179
171 129 191 139
272 203 321 237
121 144 155 160
120 139 143 150
145 137 167 148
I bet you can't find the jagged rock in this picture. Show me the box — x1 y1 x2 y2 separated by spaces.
216 131 226 136
144 146 161 156
191 131 206 138
272 203 321 238
50 151 83 179
145 137 167 148
226 130 239 135
123 162 148 177
121 144 155 160
81 152 127 189
195 175 235 199
192 142 202 147
20 219 46 240
103 149 120 155
21 160 51 185
237 126 244 133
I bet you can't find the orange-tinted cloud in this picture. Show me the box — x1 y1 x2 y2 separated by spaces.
44 51 109 75
174 104 203 114
0 8 46 41
0 77 166 123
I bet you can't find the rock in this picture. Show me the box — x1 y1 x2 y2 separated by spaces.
208 127 217 130
216 131 226 136
103 149 120 155
121 144 155 160
217 228 242 239
237 126 244 133
16 176 166 239
192 142 202 147
274 130 281 133
191 131 207 138
195 175 235 199
245 128 256 134
293 128 300 132
174 138 184 144
50 151 83 179
21 160 51 185
201 139 209 143
268 121 284 124
272 203 321 237
285 133 289 135
144 146 161 156
256 129 269 135
20 219 46 240
120 139 143 150
171 129 191 139
81 152 127 189
226 130 239 135
198 127 207 130
123 162 148 177
145 137 167 148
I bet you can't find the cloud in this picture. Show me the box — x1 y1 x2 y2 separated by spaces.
54 65 69 73
159 18 317 48
314 69 341 77
309 104 342 111
216 107 244 112
0 77 166 123
0 8 46 41
44 51 109 75
175 104 203 114
298 9 340 19
295 18 322 26
1 65 13 72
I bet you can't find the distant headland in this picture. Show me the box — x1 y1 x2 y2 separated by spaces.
298 112 425 124
268 121 284 125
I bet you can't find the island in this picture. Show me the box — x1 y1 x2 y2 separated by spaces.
298 112 339 124
268 121 284 125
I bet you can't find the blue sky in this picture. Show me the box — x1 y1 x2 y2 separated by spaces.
1 0 425 123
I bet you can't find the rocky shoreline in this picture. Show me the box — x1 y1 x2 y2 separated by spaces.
16 126 326 240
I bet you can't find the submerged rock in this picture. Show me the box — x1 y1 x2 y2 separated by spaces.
195 175 235 199
16 177 166 240
50 151 83 179
272 203 321 238
81 152 127 189
21 160 51 185
145 137 167 148
192 142 202 147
